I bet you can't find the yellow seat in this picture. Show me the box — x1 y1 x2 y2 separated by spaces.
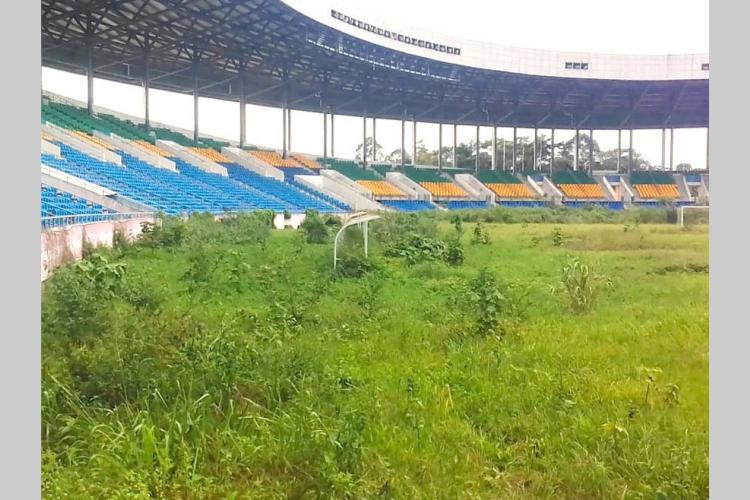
635 184 679 199
419 182 468 198
71 131 113 150
558 184 605 199
292 154 322 169
189 147 231 163
357 180 405 197
485 183 535 198
134 140 171 157
251 151 301 168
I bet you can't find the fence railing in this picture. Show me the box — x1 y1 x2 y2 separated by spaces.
41 212 157 231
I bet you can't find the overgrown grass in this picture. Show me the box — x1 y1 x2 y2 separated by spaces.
42 213 708 498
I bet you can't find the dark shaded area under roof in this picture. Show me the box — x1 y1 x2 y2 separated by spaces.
42 0 708 130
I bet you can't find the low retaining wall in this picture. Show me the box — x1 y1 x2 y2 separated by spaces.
41 216 154 281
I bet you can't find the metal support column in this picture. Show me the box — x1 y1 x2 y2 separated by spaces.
574 129 580 171
492 126 498 170
238 73 246 148
534 128 538 171
287 108 292 153
144 52 150 130
550 129 555 175
412 118 417 165
400 118 406 165
453 124 458 168
628 129 634 174
362 110 367 167
617 130 622 173
661 128 666 170
475 125 480 173
372 117 377 163
670 128 675 171
521 140 526 171
330 110 335 157
193 67 199 143
87 40 94 115
706 127 710 170
323 111 328 159
281 104 287 159
589 129 594 173
512 127 517 173
503 138 506 170
438 122 443 172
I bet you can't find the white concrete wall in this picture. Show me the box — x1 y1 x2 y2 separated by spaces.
96 132 177 171
385 172 432 201
524 175 546 197
320 169 375 199
297 174 382 211
156 140 228 176
594 175 618 201
222 147 285 180
42 123 122 165
41 216 154 281
541 176 564 204
454 174 495 203
41 139 60 157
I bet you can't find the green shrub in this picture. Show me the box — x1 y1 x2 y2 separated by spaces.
301 210 330 243
558 257 611 314
471 222 490 245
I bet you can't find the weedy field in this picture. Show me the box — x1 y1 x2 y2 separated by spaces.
41 209 708 499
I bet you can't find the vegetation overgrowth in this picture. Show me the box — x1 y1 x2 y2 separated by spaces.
42 209 708 498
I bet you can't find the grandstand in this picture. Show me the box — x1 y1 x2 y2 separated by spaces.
629 171 681 199
39 0 708 227
552 171 607 200
477 171 537 199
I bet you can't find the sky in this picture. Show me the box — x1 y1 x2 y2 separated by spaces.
41 0 709 168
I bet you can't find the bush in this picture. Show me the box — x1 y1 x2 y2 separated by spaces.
452 269 520 338
301 210 330 243
558 257 612 314
471 223 490 245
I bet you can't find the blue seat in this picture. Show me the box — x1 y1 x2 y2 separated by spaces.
380 199 436 212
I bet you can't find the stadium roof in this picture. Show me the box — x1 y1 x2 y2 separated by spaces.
41 0 709 130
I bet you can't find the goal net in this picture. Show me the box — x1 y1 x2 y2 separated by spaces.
678 205 709 227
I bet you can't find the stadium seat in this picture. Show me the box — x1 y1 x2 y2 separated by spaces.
380 199 435 212
40 184 111 219
356 180 405 197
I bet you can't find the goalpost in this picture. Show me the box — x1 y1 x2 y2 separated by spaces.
678 205 709 227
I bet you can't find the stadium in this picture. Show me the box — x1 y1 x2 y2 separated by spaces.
40 0 709 497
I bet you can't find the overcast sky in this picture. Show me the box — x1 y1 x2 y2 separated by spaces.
42 0 709 168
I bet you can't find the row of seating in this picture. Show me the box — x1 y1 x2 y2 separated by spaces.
630 171 675 185
251 150 300 168
379 199 435 212
356 180 405 197
222 163 342 213
497 200 549 208
286 179 350 212
319 158 381 181
419 182 468 198
189 147 232 164
445 200 490 210
292 154 322 170
563 201 624 211
41 184 110 218
485 183 535 198
634 184 680 199
557 184 606 199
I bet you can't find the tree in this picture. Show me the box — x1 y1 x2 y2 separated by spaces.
355 136 384 162
383 148 411 165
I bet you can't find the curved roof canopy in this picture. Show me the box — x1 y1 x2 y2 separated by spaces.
41 0 709 129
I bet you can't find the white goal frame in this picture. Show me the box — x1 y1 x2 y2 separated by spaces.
678 205 709 227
